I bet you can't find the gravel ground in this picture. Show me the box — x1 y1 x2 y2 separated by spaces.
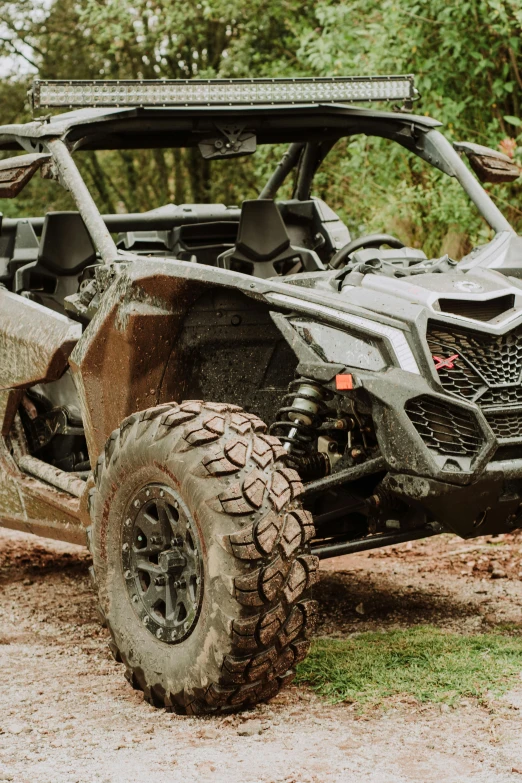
0 527 521 783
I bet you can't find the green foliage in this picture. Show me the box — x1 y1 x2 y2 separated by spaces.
297 0 522 249
0 0 521 253
296 626 522 709
312 135 493 257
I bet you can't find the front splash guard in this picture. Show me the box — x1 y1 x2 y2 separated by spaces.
384 472 521 538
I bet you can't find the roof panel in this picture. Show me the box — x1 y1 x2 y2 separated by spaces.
0 104 442 152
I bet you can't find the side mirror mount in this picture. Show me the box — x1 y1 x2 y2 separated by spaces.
0 153 51 198
454 141 520 184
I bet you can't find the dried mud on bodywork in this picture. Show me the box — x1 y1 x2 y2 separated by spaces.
1 76 522 716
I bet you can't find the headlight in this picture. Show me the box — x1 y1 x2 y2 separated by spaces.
267 292 420 375
291 319 387 371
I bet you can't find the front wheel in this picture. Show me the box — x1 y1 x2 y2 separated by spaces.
89 401 318 714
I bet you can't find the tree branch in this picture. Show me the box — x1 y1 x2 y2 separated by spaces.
508 46 522 92
0 38 39 69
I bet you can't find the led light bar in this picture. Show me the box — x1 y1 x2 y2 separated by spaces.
31 76 416 109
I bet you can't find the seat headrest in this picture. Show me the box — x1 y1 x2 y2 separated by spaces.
236 200 291 262
38 212 96 274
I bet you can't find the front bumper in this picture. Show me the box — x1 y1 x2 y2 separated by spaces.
336 366 522 537
486 457 522 478
359 367 496 486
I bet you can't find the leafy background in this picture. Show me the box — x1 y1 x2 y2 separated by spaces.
0 0 521 258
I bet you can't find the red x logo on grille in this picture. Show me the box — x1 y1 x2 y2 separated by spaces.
432 354 459 370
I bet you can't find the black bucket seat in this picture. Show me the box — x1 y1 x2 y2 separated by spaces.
217 199 324 278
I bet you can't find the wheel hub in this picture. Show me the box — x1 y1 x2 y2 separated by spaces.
121 484 203 644
158 549 186 573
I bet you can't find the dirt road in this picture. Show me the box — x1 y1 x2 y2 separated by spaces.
0 527 521 783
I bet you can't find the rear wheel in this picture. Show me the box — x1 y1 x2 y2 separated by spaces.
89 401 318 714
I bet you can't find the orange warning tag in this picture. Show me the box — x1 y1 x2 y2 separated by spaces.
335 374 353 390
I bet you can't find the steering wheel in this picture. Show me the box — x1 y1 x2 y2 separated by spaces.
329 233 405 270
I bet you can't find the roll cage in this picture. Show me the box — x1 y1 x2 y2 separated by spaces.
0 102 514 268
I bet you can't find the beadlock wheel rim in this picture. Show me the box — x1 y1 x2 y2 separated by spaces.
121 483 204 644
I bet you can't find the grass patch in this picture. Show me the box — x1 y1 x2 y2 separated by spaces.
295 626 522 709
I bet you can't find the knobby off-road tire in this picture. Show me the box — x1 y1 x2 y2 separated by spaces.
88 401 318 714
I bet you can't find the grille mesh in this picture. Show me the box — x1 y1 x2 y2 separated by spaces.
406 396 483 457
431 354 484 400
480 386 522 408
427 324 522 387
485 410 522 440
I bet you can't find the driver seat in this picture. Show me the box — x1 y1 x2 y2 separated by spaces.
217 199 324 278
15 212 96 290
14 212 97 313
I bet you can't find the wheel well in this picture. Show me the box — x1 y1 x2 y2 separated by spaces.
164 288 297 424
72 274 299 458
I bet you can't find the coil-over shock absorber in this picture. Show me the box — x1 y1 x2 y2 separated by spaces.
270 378 331 481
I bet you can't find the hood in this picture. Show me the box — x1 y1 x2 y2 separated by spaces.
312 232 522 331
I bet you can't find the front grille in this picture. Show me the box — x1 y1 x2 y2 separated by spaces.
427 321 522 436
485 409 522 440
427 323 522 389
406 395 482 457
437 295 515 322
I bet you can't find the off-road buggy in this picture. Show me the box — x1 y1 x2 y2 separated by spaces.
0 75 521 714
